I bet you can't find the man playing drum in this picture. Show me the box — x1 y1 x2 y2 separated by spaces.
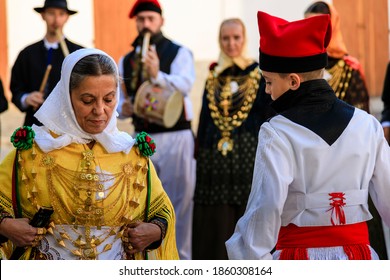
117 0 196 260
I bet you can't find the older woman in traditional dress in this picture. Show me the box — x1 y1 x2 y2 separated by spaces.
0 48 178 260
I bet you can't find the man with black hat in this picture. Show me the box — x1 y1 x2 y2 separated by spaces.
10 0 83 127
226 11 390 260
117 0 196 260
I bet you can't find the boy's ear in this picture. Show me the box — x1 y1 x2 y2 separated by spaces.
289 73 301 90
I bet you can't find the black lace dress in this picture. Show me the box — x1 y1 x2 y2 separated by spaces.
192 62 275 259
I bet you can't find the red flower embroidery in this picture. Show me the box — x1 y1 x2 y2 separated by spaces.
209 62 218 71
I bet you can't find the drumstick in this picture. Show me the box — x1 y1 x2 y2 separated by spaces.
56 29 70 57
141 32 151 60
39 64 52 93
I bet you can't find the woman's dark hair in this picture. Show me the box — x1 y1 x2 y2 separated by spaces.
304 1 331 16
70 54 118 91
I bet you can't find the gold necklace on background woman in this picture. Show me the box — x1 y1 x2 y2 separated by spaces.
327 59 352 101
206 67 260 156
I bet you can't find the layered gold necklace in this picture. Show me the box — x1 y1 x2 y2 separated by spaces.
206 67 260 156
19 144 148 259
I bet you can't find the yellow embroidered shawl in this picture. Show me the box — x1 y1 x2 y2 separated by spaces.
0 142 178 260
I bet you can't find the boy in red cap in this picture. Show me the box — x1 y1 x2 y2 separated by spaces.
226 11 390 260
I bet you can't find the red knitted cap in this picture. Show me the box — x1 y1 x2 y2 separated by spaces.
257 11 332 73
129 0 162 18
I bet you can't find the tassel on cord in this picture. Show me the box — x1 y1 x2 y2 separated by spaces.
144 159 152 260
12 151 22 218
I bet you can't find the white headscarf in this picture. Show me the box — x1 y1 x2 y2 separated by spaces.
33 48 136 153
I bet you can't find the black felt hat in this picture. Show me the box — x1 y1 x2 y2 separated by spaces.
34 0 77 15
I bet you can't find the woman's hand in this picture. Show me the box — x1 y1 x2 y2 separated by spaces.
0 218 38 247
122 221 161 255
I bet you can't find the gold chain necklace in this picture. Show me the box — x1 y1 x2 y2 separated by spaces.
206 67 260 156
20 144 148 259
327 59 352 100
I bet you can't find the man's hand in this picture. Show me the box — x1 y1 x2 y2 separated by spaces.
121 97 134 118
25 91 44 110
143 45 160 80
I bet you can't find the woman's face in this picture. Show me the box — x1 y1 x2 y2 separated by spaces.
220 22 245 58
70 75 117 134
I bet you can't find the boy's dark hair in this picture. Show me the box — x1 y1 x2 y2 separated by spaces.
304 1 331 16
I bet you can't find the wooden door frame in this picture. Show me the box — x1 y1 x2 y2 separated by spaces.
93 0 138 64
0 0 9 99
334 0 389 96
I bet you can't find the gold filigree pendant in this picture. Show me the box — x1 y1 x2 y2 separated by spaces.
81 247 97 260
217 137 233 156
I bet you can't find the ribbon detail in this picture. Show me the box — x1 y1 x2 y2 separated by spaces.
327 192 346 225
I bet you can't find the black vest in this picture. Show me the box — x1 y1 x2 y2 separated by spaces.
122 33 191 133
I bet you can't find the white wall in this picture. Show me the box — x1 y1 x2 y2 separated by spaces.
7 0 322 64
6 0 94 68
159 0 319 61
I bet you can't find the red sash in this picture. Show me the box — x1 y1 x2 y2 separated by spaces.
276 222 371 260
